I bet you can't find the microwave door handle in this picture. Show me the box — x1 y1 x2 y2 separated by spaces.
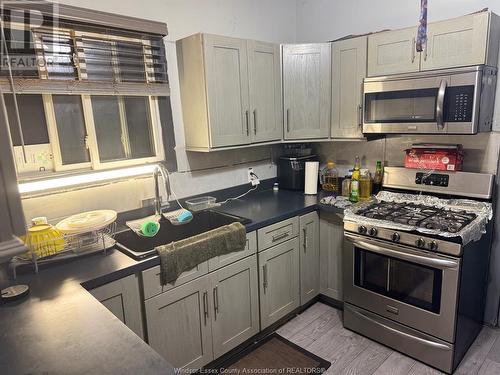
436 79 447 130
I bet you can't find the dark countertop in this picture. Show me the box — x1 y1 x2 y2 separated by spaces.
0 188 344 374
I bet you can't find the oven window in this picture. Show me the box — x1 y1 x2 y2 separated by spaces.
365 88 438 123
354 249 442 313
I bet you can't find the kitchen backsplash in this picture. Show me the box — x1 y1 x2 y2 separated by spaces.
316 132 500 176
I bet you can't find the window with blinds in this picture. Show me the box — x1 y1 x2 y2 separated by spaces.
0 7 172 180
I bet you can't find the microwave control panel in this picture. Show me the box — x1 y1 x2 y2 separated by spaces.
415 172 449 187
444 85 475 122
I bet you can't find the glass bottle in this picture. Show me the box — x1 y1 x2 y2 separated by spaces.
359 169 372 201
320 160 339 194
349 156 360 202
342 170 352 197
373 161 383 195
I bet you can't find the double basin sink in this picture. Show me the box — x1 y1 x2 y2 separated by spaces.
115 210 251 259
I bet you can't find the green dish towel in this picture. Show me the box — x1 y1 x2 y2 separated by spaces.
156 222 247 285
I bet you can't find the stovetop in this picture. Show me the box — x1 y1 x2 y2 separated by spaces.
354 201 477 233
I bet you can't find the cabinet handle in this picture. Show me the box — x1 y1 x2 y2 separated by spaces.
263 264 268 292
286 108 290 133
357 104 363 127
203 291 209 325
253 109 257 135
213 286 219 318
245 110 249 136
272 232 289 242
411 38 416 63
303 228 307 252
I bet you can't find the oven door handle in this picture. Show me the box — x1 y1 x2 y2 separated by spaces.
436 79 447 130
345 233 459 270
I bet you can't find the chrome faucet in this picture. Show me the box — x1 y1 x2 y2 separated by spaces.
153 164 171 216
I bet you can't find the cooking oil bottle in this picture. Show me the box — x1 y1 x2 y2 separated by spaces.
359 169 372 201
320 160 339 194
349 156 360 202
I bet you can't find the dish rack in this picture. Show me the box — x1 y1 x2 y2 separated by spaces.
9 222 117 279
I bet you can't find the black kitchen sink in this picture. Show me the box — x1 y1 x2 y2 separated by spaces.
115 210 251 259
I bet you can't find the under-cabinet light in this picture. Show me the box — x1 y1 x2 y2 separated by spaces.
18 164 158 194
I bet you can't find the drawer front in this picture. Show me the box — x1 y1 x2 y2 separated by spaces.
142 261 209 300
257 217 299 251
208 231 257 272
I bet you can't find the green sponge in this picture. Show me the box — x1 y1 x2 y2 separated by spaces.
140 220 160 237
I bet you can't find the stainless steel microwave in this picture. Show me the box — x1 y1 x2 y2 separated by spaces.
362 65 497 134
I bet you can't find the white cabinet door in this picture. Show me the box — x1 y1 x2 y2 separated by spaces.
319 211 345 301
421 12 490 71
145 275 213 370
299 211 320 305
282 43 331 140
331 36 367 139
203 34 250 147
210 255 259 358
367 27 420 76
247 41 282 143
90 274 144 339
258 237 300 329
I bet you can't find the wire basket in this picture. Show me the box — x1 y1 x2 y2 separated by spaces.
10 222 117 278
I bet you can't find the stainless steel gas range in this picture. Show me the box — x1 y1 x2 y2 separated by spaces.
342 167 494 374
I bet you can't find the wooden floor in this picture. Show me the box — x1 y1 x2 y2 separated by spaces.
276 302 500 375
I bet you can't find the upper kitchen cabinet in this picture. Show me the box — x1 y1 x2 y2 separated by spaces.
177 33 282 152
421 12 500 71
331 36 367 139
368 12 500 77
247 41 283 143
282 43 331 140
367 27 420 76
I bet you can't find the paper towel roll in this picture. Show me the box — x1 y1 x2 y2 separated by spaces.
304 161 319 195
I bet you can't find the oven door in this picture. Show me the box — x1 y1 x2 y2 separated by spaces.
343 233 460 342
363 70 480 135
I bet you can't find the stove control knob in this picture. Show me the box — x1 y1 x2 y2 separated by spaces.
415 238 426 248
391 232 401 242
368 228 378 236
429 241 439 251
358 225 367 234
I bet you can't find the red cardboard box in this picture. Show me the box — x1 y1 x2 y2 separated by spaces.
405 145 464 171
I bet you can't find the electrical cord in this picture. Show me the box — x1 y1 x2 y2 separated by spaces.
217 172 261 205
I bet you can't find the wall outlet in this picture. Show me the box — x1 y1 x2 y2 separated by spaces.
247 168 260 186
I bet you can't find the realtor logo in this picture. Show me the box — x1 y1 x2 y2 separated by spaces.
0 0 60 75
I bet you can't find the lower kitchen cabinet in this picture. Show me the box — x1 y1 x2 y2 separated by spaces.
299 212 320 305
145 255 259 370
258 237 300 329
319 211 345 301
89 274 144 339
210 255 259 357
145 275 213 370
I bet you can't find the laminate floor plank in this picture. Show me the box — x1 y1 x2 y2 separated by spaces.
372 351 417 375
276 302 331 339
455 327 498 375
478 359 500 375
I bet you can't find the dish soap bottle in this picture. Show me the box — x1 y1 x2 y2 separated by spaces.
320 160 339 194
373 161 383 195
349 156 360 203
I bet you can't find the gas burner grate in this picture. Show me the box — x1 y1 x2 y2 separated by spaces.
356 201 477 233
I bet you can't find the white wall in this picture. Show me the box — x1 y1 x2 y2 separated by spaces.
22 0 297 222
295 0 499 42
